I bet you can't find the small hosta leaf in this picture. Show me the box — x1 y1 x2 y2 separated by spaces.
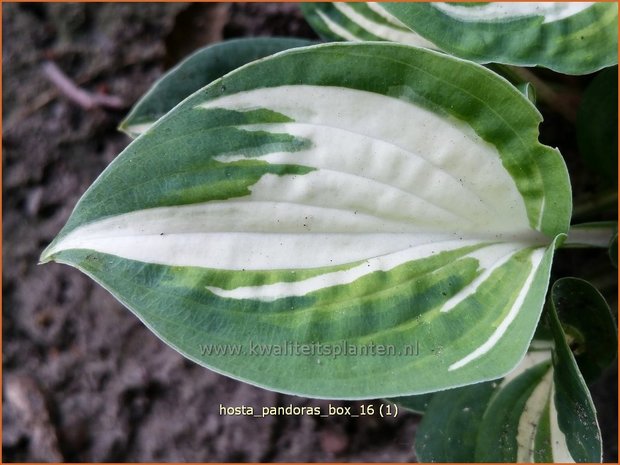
120 37 313 138
417 303 602 463
475 361 560 462
415 381 497 461
549 277 617 384
382 2 618 75
41 43 571 398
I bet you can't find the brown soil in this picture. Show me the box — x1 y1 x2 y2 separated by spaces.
3 3 616 463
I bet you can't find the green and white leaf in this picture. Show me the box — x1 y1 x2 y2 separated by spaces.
543 293 601 463
300 2 436 49
416 296 602 463
380 2 618 75
120 37 313 138
41 43 571 399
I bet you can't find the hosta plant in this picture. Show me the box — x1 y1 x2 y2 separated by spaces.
41 3 617 463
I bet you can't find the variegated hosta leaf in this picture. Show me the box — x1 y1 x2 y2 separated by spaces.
386 324 552 414
379 2 619 75
548 278 616 384
416 300 602 463
120 37 313 138
480 291 604 463
41 43 571 398
300 2 436 49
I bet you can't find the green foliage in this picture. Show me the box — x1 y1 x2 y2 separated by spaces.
577 66 618 184
120 37 313 137
415 279 607 462
382 2 617 74
41 43 572 398
42 4 617 462
303 2 618 74
549 278 617 384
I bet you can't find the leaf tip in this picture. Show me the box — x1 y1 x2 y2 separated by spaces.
117 119 136 139
38 249 53 265
117 120 150 139
39 239 60 265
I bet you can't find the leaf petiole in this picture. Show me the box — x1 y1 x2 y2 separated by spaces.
563 222 617 249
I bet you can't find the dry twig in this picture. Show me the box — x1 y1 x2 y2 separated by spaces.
42 60 125 110
5 375 64 462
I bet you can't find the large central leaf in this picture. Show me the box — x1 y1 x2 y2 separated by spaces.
41 43 571 398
